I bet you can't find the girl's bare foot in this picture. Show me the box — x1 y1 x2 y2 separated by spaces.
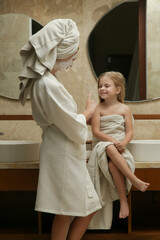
119 199 129 219
132 177 150 192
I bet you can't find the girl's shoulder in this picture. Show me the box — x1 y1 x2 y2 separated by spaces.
93 103 104 117
96 102 103 109
94 103 101 113
119 102 130 111
117 103 131 116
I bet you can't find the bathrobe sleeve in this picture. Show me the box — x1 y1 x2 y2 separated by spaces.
35 76 88 144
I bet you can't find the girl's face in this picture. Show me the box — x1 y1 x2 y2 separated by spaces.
54 51 78 72
98 76 120 101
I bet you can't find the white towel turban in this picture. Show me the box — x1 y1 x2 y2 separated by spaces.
19 18 79 105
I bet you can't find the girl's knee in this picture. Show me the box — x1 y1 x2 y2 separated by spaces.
106 144 116 156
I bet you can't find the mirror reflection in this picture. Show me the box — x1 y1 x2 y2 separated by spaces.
88 0 160 102
88 1 140 101
0 13 43 99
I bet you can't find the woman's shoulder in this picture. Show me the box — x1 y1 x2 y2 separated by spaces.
35 72 60 89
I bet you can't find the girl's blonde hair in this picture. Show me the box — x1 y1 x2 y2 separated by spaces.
98 71 126 103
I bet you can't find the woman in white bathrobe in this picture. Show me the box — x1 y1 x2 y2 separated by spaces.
19 19 101 240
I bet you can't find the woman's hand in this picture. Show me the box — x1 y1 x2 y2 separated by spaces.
86 90 97 114
83 91 97 122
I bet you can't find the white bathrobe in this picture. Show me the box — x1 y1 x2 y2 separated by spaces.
30 71 101 216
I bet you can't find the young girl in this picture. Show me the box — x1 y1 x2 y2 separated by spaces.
88 71 150 224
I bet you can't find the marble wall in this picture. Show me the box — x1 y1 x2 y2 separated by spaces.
147 0 160 99
0 13 30 99
0 0 160 142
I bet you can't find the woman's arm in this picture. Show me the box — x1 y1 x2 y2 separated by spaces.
82 91 97 122
35 78 89 144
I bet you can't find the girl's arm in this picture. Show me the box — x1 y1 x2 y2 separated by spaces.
91 106 116 143
122 106 133 146
114 106 133 151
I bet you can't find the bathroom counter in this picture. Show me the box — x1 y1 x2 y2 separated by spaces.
0 160 160 192
0 161 160 238
134 161 160 168
0 160 159 192
0 161 39 169
0 161 160 169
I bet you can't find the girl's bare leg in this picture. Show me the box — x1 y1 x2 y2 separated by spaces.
108 160 129 219
106 145 150 192
51 215 71 240
67 212 96 240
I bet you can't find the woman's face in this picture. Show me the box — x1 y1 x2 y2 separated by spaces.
54 51 78 72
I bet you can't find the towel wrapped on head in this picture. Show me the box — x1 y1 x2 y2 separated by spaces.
19 19 80 105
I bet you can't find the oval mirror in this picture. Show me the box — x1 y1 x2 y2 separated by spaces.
0 13 43 100
88 0 160 102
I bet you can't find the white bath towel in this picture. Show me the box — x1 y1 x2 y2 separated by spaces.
88 115 135 229
19 19 79 105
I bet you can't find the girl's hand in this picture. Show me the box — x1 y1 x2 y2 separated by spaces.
114 140 125 153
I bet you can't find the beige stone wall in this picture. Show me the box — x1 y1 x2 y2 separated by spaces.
147 0 160 99
0 14 29 99
0 0 160 142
